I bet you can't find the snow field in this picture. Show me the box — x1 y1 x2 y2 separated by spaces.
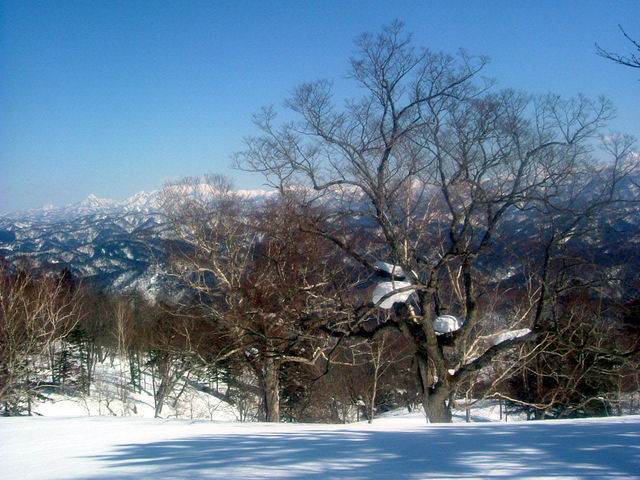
2 414 639 479
6 349 640 478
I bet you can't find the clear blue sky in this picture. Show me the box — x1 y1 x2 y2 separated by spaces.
1 0 639 212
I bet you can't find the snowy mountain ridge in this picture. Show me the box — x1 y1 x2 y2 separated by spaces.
2 186 276 223
0 187 277 295
2 190 162 223
1 176 638 298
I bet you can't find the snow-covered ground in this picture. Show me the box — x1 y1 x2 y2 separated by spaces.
4 357 639 479
24 356 241 421
2 413 639 479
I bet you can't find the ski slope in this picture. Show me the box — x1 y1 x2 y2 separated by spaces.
3 414 639 479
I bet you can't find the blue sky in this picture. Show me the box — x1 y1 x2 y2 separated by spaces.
1 0 639 212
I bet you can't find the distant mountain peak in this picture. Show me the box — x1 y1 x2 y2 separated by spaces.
1 187 277 223
80 193 113 207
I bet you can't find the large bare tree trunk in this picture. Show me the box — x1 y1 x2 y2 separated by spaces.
154 379 170 418
424 388 453 423
262 357 280 422
417 356 453 423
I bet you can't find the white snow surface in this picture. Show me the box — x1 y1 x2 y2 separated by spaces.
3 414 639 479
374 261 407 278
25 357 240 421
372 281 414 309
491 328 532 346
433 314 464 334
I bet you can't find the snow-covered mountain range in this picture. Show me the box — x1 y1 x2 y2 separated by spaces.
0 191 167 296
0 188 276 296
1 176 639 299
2 191 162 223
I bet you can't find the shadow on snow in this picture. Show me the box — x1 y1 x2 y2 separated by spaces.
82 420 640 479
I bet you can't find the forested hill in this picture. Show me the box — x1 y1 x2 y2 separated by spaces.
0 189 271 296
1 173 639 299
0 191 169 296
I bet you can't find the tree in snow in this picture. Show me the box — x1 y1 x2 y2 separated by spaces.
235 22 639 422
499 292 640 419
160 175 353 422
0 262 84 415
349 329 414 423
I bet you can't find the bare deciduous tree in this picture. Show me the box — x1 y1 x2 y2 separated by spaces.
160 175 352 422
597 24 640 70
235 22 637 422
0 265 84 414
498 293 640 419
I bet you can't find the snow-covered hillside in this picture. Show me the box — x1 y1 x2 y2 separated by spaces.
0 187 274 223
3 414 639 479
0 188 275 295
2 177 639 299
1 191 162 223
3 350 640 479
28 356 240 421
